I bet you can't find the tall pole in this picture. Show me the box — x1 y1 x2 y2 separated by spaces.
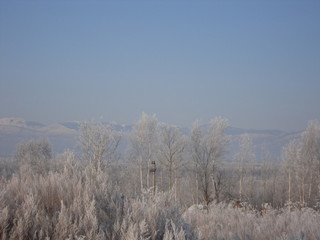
150 161 156 196
153 168 156 195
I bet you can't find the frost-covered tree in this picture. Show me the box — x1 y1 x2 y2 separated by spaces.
234 134 256 201
282 140 300 205
79 121 121 171
191 117 229 205
158 124 186 191
282 120 320 206
127 113 159 191
300 120 320 204
15 139 52 175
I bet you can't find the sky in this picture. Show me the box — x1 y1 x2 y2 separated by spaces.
0 0 319 131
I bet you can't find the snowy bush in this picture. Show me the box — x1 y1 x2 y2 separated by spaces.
183 202 320 240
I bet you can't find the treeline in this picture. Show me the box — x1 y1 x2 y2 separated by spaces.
0 113 320 239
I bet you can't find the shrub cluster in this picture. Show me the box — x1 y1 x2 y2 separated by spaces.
0 151 193 240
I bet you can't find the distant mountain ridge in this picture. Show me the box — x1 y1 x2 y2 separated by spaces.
0 117 302 160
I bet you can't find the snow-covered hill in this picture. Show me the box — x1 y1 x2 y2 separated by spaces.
0 117 302 160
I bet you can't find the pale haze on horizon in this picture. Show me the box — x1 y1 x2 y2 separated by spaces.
0 1 319 131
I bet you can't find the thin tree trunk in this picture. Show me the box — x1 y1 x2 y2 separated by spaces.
308 183 312 200
213 179 220 203
169 164 172 190
196 177 199 205
160 169 163 191
140 163 143 191
302 176 305 205
308 171 313 201
152 170 156 195
288 170 291 203
147 160 150 189
175 177 177 203
239 177 243 201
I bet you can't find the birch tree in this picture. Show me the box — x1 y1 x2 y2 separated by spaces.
158 124 186 191
15 139 52 175
234 134 256 201
300 120 320 204
79 121 121 171
282 140 300 206
191 117 229 205
127 113 159 191
282 120 320 206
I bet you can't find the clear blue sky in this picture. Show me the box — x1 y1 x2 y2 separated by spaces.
1 0 319 131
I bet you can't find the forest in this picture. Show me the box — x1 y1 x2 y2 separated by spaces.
0 113 320 240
